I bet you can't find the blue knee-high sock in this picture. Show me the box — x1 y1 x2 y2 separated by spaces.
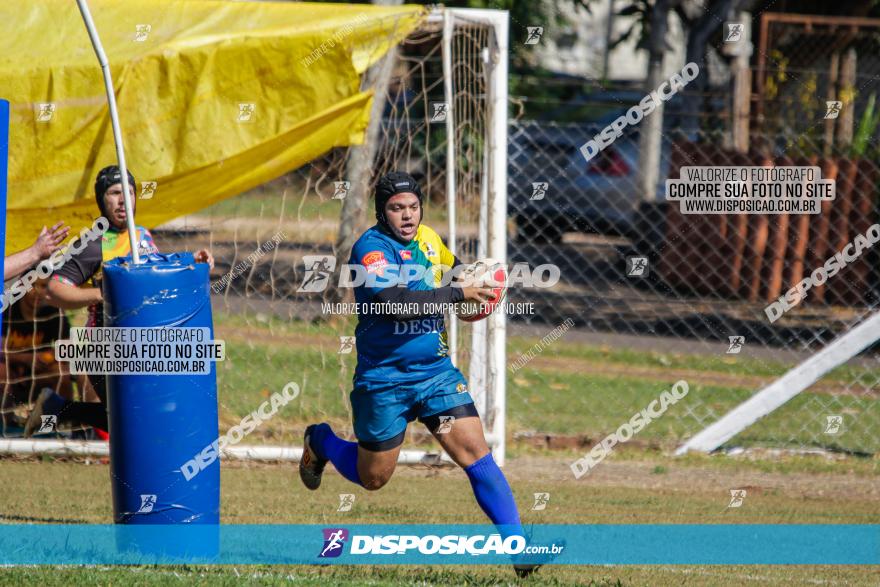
465 453 523 537
311 423 362 486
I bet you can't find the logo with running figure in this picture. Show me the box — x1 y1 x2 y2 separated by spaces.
337 494 356 512
238 103 256 122
727 489 747 509
724 23 743 43
319 528 349 558
140 181 157 200
530 182 548 201
37 415 57 434
332 181 350 200
430 102 448 123
298 255 337 293
626 256 649 277
338 336 356 354
36 103 56 122
436 415 456 434
525 27 544 45
824 415 843 435
531 492 550 511
824 101 842 119
134 24 152 42
138 494 157 513
727 336 745 354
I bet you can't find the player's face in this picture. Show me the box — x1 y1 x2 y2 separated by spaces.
384 192 421 242
103 183 137 229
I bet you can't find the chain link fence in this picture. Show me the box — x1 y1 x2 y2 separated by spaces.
505 12 880 456
4 11 879 458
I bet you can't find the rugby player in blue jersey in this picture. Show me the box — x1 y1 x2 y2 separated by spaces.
299 172 540 577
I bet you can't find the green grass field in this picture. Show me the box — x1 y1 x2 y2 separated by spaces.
207 311 880 454
3 310 877 585
0 451 876 585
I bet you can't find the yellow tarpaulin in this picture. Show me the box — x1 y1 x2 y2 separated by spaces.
2 0 424 252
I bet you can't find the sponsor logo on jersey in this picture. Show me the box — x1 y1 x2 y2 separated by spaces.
400 250 412 261
362 251 388 274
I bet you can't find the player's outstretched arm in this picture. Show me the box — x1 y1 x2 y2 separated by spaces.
4 222 70 280
45 279 103 310
372 283 495 320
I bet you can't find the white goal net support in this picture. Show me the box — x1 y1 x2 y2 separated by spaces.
677 310 880 455
0 8 510 465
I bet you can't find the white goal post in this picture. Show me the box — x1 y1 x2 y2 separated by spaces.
434 7 509 465
676 310 880 455
0 7 511 467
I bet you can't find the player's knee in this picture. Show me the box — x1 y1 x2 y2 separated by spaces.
357 455 396 491
465 445 490 463
455 445 490 468
361 473 391 491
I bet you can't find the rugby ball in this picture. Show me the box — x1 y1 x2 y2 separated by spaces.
456 258 507 323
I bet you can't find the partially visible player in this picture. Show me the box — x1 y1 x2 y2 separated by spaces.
3 222 70 280
30 165 214 435
299 172 540 577
0 274 87 430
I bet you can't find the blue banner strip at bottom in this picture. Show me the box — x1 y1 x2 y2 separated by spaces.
0 525 876 565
